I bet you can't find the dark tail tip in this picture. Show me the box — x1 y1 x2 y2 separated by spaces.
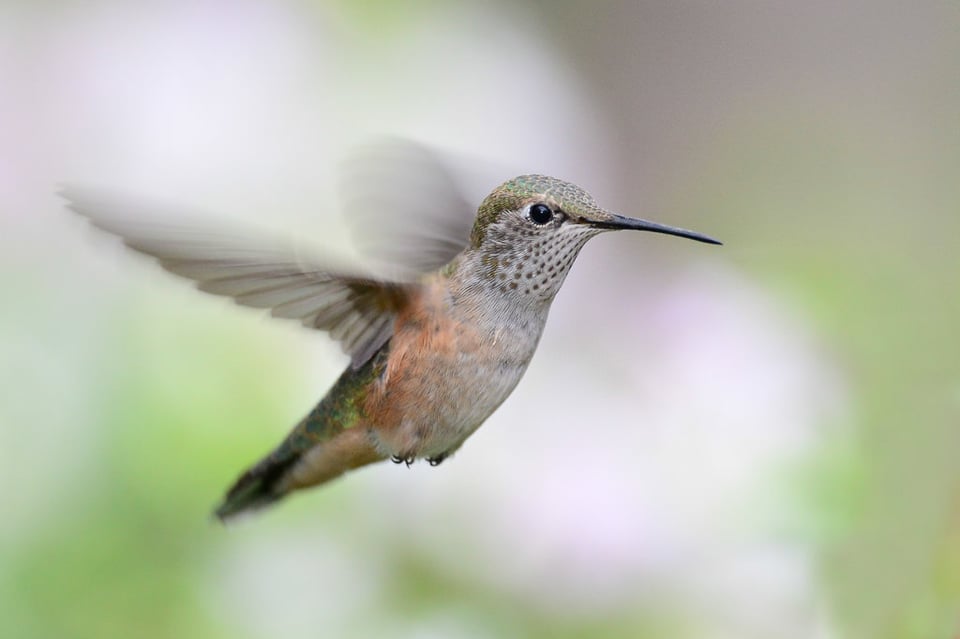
213 453 300 523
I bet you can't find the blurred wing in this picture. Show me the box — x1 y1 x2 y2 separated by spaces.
339 138 475 276
62 188 410 368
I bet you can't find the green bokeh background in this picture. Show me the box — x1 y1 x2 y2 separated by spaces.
2 2 958 638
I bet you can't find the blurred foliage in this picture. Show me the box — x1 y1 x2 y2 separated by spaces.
1 294 302 639
3 1 959 638
690 111 960 638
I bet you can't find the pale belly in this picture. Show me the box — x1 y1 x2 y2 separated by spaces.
365 310 544 460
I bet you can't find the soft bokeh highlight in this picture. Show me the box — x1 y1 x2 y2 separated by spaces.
2 2 957 638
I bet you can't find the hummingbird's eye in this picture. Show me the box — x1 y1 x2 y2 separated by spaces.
528 203 554 225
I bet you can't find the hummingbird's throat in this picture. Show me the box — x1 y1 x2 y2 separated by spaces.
472 221 600 304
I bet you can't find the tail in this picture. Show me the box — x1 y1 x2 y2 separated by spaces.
214 445 302 521
214 344 389 522
213 391 341 521
214 422 384 521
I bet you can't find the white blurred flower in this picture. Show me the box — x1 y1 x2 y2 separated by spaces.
210 527 386 639
364 261 845 638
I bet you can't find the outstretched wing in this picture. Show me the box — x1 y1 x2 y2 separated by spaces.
339 138 475 277
63 188 411 368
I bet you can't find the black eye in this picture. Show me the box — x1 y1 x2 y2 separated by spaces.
528 203 554 225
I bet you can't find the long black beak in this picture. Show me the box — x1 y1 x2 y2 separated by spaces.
590 213 722 245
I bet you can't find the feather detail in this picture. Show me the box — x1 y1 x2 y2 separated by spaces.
62 187 413 369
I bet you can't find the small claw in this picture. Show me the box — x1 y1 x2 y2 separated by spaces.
392 454 415 467
427 455 447 467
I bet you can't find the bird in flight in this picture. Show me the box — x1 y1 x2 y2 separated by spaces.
64 143 720 520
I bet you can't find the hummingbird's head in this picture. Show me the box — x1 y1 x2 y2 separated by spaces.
467 174 719 303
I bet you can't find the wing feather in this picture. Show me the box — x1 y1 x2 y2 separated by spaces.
339 138 475 276
63 187 411 368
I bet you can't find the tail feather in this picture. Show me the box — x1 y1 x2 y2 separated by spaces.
214 342 390 522
214 450 301 521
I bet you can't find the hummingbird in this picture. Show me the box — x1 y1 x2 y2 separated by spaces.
64 171 720 521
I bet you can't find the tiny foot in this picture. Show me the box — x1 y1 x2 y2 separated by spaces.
427 454 448 467
391 454 416 467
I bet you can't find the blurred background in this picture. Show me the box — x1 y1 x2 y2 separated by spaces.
2 1 958 638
